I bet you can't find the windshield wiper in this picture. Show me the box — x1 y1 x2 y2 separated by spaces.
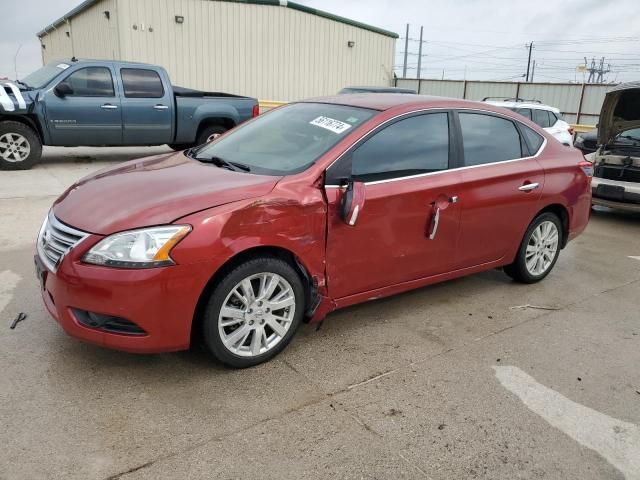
186 150 250 172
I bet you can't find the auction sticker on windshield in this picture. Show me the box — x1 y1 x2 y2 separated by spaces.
309 116 352 134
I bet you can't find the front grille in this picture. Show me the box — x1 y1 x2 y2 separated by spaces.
595 164 640 183
37 212 89 272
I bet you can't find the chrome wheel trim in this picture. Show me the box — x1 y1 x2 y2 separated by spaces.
218 272 296 357
525 220 559 276
0 133 30 162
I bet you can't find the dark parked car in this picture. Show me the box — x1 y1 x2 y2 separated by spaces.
338 86 417 94
35 94 592 367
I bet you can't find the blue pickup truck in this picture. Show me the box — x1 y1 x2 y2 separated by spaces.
0 59 259 170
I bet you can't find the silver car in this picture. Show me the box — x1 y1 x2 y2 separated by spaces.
590 82 640 212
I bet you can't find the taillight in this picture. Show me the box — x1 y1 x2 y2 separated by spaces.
578 160 593 177
252 104 260 117
568 127 575 135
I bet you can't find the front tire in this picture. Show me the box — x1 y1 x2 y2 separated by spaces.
0 121 42 170
504 212 562 284
201 256 305 368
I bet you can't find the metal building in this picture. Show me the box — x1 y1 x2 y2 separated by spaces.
37 0 398 101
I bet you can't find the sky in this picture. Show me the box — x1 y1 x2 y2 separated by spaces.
1 0 639 83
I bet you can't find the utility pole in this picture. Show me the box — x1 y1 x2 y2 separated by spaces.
402 24 409 78
531 60 536 82
13 44 23 80
525 42 534 82
416 26 424 79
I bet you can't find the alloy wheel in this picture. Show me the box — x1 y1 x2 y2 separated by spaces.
525 220 559 276
0 133 30 162
218 272 296 357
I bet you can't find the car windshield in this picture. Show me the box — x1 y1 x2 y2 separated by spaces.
21 62 70 89
192 103 376 175
614 127 640 145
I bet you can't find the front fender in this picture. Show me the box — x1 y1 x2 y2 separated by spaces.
171 189 328 294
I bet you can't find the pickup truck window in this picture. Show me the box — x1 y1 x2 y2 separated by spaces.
121 69 164 98
64 67 115 97
193 103 375 175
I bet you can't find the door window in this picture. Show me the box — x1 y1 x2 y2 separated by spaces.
521 125 545 154
459 112 523 166
63 67 114 97
121 69 164 98
532 109 552 128
351 113 450 182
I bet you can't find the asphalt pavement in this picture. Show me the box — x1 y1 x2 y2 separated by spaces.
1 147 639 480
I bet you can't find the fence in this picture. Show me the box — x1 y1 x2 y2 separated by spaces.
394 78 613 128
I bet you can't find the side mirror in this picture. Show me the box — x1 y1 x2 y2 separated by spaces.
54 82 74 97
339 180 365 226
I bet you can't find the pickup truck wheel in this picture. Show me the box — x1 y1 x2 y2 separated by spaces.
0 121 42 170
201 256 305 368
504 212 562 284
196 125 228 146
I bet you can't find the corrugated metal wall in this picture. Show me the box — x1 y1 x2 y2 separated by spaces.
39 0 396 101
396 78 613 125
40 0 120 62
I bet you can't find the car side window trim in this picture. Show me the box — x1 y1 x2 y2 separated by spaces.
325 107 546 187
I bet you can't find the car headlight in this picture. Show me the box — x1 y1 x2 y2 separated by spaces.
83 225 191 268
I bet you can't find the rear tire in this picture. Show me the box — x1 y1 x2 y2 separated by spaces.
196 124 228 146
0 121 42 170
504 212 562 284
201 256 305 368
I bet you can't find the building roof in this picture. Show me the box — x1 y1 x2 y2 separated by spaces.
37 0 399 38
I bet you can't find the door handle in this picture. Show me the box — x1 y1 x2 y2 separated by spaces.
518 182 539 192
427 205 440 240
153 104 169 110
101 104 118 110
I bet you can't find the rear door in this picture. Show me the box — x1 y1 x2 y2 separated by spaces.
325 111 462 299
44 65 123 146
454 111 545 268
119 68 173 145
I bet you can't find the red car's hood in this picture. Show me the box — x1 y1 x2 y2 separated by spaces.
53 152 279 234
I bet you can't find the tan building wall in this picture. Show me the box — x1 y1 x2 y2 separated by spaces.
38 0 396 101
40 0 120 63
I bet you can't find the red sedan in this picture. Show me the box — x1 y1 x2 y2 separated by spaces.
35 94 592 367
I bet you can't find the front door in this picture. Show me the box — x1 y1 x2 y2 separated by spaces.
45 66 122 146
325 112 462 300
454 111 545 267
119 68 173 145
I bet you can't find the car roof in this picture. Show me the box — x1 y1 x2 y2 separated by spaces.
484 100 560 113
301 93 504 112
49 58 158 68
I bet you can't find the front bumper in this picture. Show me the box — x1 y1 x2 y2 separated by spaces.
35 243 216 353
591 176 640 211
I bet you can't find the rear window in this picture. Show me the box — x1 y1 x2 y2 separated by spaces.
121 68 164 98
